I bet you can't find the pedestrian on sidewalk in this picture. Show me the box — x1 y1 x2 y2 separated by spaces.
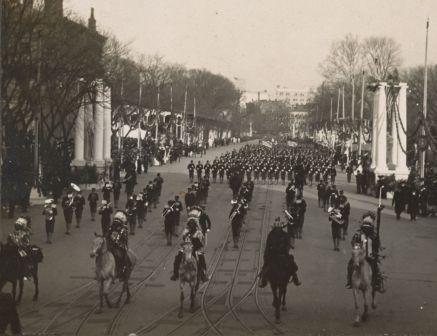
73 191 85 228
42 199 57 244
88 188 99 221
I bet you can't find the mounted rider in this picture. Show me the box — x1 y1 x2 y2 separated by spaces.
259 217 301 288
346 211 384 292
6 216 41 279
170 218 208 282
107 211 131 278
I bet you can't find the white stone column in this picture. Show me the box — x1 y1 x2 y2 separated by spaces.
395 83 409 179
103 87 112 161
391 97 399 166
72 98 86 166
373 83 389 175
93 81 104 166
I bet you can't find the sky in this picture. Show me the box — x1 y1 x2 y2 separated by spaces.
65 0 437 92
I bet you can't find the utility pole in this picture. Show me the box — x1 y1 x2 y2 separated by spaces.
358 71 365 157
420 18 429 178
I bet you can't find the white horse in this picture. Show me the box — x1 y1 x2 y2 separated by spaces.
351 243 376 327
178 240 199 318
90 234 136 314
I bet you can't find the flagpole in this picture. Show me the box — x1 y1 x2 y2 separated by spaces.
183 86 187 143
330 97 333 122
420 18 429 178
336 88 340 123
342 86 345 119
358 70 365 157
155 86 160 144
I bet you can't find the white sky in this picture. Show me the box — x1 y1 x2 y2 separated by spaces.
65 0 437 92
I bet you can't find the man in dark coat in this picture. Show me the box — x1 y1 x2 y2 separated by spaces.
73 191 85 228
61 191 74 235
98 199 113 235
88 188 99 221
408 188 420 221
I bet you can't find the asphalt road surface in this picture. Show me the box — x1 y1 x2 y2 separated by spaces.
3 142 437 336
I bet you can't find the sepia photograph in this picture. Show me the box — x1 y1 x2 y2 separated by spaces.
1 0 437 335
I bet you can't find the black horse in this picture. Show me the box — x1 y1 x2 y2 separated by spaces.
268 255 292 323
0 243 42 303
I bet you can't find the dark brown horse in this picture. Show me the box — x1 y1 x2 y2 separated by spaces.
0 243 41 303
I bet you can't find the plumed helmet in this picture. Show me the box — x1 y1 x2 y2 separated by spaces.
113 211 127 225
362 211 375 223
15 217 28 230
45 199 54 205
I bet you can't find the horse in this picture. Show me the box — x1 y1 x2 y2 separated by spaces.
268 255 292 323
177 240 199 318
90 234 137 314
0 243 41 303
351 243 377 327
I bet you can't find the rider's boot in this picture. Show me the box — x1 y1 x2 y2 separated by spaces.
345 258 353 288
258 264 268 288
170 252 183 281
198 253 209 282
291 273 301 286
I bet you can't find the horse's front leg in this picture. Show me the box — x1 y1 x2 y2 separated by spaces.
281 285 287 311
125 279 131 304
32 264 39 301
189 283 196 313
361 290 369 322
178 283 184 318
96 280 103 314
371 288 377 309
271 284 280 324
104 279 113 308
12 281 18 304
17 277 24 304
352 289 360 327
115 280 125 308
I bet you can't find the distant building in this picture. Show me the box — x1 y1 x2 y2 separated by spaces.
274 85 314 106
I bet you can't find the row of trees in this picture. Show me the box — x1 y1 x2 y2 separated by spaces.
311 33 437 158
1 0 240 205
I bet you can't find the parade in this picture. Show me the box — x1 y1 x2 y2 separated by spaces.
2 0 437 335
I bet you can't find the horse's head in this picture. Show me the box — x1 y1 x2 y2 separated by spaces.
351 243 365 269
90 233 106 258
181 240 194 259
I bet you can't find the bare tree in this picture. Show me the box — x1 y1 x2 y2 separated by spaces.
362 37 402 82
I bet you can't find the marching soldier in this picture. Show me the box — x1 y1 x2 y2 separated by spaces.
173 195 183 226
196 161 203 182
43 199 57 243
187 160 195 183
61 191 74 235
102 181 112 203
126 195 137 235
73 190 85 228
88 187 99 221
163 201 176 245
98 199 113 235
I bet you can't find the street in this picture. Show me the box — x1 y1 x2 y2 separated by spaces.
3 143 436 336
